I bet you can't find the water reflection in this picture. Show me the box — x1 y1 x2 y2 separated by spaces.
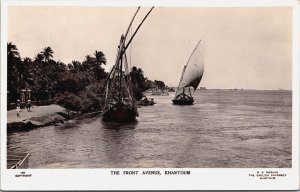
56 119 80 130
101 120 138 130
100 122 138 167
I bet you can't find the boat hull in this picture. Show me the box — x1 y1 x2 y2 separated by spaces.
102 102 138 123
7 152 29 169
172 99 194 105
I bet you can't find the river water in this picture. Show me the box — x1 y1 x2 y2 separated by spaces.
7 90 292 168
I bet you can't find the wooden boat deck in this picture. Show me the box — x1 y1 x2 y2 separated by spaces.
7 152 29 169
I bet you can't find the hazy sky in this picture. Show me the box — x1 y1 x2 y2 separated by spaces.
8 7 292 89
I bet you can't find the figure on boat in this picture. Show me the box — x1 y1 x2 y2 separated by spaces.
172 38 205 105
102 7 154 123
172 85 194 105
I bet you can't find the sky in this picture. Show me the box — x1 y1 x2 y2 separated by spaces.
8 6 292 90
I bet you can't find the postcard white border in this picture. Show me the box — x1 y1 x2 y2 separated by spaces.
1 0 299 190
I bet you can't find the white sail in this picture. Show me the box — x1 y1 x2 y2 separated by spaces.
178 39 205 91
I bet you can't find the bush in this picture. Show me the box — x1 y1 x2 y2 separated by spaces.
55 92 81 116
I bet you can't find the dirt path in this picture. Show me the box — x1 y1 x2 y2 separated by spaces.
7 104 65 123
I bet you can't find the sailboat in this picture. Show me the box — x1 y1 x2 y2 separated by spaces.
102 7 154 123
172 39 205 105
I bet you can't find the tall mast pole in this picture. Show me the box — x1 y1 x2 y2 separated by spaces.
123 7 154 53
124 7 140 41
118 40 124 102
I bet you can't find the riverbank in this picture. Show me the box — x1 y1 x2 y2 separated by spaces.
7 105 67 133
7 90 292 168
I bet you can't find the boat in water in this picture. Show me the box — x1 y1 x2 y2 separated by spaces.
172 39 205 105
102 7 154 123
7 152 29 169
135 96 156 106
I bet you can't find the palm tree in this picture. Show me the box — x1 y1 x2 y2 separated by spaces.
23 57 33 71
34 53 44 64
82 55 95 71
22 57 34 86
67 63 73 71
71 60 82 72
55 60 67 72
41 47 54 62
93 51 107 80
23 57 32 64
7 42 22 75
7 42 20 58
7 42 22 101
94 50 106 66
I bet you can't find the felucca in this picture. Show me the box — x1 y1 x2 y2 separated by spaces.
172 39 205 105
102 7 154 123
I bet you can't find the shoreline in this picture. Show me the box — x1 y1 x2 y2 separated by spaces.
7 104 101 133
7 104 67 133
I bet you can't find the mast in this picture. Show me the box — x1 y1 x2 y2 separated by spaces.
174 65 187 98
178 38 205 90
188 87 192 97
102 7 154 107
124 7 140 41
185 39 203 69
113 7 154 103
118 45 123 102
124 7 154 53
173 36 205 101
117 6 154 64
101 7 140 100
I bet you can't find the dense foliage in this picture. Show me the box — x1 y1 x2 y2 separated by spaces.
7 42 107 113
7 42 155 114
129 66 150 100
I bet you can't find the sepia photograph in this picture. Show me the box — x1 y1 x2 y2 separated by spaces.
1 0 299 190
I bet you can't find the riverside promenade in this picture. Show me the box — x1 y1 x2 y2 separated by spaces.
7 104 65 123
7 105 66 132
